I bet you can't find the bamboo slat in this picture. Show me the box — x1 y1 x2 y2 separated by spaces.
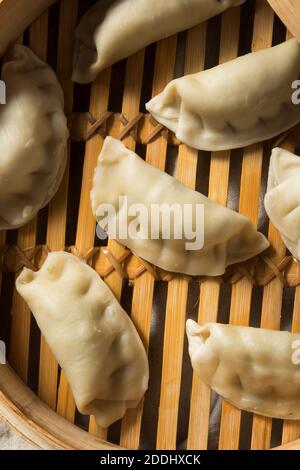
250 3 283 451
219 0 275 450
140 35 178 451
38 0 78 412
280 136 300 445
91 43 146 446
9 10 49 382
187 6 241 450
156 24 206 452
279 26 300 446
267 0 300 42
86 23 146 448
118 50 147 449
57 43 112 429
119 272 153 449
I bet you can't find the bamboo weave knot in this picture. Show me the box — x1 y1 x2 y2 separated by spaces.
119 112 144 141
68 112 172 144
67 111 300 148
1 244 299 287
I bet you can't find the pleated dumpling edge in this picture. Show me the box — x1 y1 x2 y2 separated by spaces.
186 319 300 420
91 137 269 277
72 0 246 84
0 44 69 230
265 147 300 260
146 39 300 151
16 251 149 428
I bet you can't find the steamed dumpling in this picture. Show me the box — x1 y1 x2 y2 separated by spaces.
146 39 300 151
0 0 57 57
91 137 269 277
186 320 300 420
72 0 245 84
0 45 68 230
16 252 149 427
265 147 300 260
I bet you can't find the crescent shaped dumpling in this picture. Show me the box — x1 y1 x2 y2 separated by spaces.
72 0 245 84
16 252 149 428
91 137 269 277
265 147 300 260
0 45 68 230
186 320 300 420
146 39 300 151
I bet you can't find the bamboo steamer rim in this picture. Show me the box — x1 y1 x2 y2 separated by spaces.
0 364 121 450
0 0 299 451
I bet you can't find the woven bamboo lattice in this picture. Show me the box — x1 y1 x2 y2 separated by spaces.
1 0 300 450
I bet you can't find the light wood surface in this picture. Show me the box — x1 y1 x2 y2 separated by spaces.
268 0 300 41
10 7 50 384
187 6 240 450
0 365 121 450
0 0 57 56
38 0 78 413
274 438 300 450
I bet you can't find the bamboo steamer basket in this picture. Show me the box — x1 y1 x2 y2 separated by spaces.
0 0 300 451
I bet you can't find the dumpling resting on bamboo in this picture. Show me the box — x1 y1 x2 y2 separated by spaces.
146 39 300 151
186 320 300 420
0 45 68 230
16 252 149 427
265 147 300 260
91 137 269 277
72 0 245 84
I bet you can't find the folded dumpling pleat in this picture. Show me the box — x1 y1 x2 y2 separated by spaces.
186 320 300 420
91 137 269 277
72 0 245 84
265 147 300 260
0 45 69 229
146 39 300 151
16 252 149 428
